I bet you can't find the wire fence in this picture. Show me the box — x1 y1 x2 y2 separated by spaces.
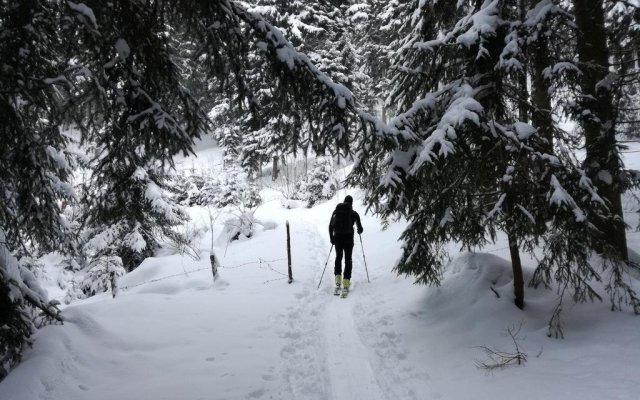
118 257 289 292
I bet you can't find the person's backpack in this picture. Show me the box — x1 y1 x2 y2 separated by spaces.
331 203 353 235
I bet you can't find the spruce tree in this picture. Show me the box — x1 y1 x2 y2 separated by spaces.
63 1 206 271
355 0 415 118
350 0 640 319
1 0 379 378
217 0 371 173
1 0 70 377
607 2 640 139
0 0 76 255
573 0 628 260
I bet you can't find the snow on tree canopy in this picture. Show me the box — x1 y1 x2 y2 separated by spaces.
456 0 501 49
439 207 454 227
407 84 483 173
85 224 121 254
379 148 417 188
115 38 131 61
549 175 586 222
0 230 49 303
45 171 75 199
45 145 70 170
513 122 537 140
145 181 182 224
68 1 97 29
123 224 147 253
543 62 581 79
132 167 148 181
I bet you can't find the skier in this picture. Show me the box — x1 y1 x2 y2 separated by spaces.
329 195 363 296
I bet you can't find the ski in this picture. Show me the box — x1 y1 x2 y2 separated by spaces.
334 286 341 296
340 287 349 298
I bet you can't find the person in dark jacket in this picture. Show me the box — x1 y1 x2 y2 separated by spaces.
329 195 363 291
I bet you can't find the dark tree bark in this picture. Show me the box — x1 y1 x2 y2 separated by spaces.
529 33 553 153
504 193 525 309
508 232 525 309
573 0 628 261
272 155 279 181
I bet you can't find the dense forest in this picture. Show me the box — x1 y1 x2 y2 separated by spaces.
1 0 639 379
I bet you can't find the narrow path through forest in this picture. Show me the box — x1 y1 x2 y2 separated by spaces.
275 217 427 400
324 296 386 400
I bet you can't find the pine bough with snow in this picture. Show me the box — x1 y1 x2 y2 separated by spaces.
0 0 378 379
1 0 639 383
349 0 640 333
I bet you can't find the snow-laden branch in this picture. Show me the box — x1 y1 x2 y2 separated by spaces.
225 0 393 136
410 0 501 57
0 229 62 322
549 175 586 222
404 83 483 174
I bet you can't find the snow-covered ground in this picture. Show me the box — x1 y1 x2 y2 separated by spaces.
2 145 640 400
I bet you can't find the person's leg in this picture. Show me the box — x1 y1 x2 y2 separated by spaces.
334 241 344 277
343 242 354 282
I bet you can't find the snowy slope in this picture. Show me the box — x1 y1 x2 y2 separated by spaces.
2 156 640 399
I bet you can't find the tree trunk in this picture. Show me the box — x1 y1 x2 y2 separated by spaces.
528 0 553 153
504 193 525 309
508 231 525 309
517 0 529 124
573 0 628 260
530 37 553 153
272 155 279 181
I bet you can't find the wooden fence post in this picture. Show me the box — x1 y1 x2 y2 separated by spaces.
286 221 293 283
110 271 118 299
107 256 119 299
210 250 219 282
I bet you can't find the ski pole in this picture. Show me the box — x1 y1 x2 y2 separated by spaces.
359 234 370 283
317 245 334 289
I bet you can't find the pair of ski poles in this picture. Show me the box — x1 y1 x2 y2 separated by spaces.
317 234 370 289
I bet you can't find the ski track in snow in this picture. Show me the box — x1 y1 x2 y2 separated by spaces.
324 298 386 400
0 206 435 400
275 222 329 400
352 294 435 400
275 220 428 400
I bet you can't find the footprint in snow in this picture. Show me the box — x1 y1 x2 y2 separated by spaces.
247 388 265 398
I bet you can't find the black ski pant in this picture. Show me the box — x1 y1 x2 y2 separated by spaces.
334 239 354 280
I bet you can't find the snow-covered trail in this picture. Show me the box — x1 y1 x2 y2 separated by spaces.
3 191 640 400
324 295 386 400
283 216 389 400
268 200 432 400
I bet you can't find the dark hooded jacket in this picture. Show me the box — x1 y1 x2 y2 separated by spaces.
329 196 363 244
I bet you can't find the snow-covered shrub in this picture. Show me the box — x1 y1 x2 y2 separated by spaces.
219 209 277 242
64 256 126 303
192 175 220 206
181 166 261 209
166 220 207 260
83 165 190 271
217 167 261 208
221 210 258 241
170 172 210 206
172 173 198 205
292 157 338 207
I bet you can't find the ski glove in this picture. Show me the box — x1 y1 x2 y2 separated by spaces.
330 236 335 245
357 227 363 234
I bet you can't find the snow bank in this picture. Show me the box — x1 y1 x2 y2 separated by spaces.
424 252 514 313
3 157 640 400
